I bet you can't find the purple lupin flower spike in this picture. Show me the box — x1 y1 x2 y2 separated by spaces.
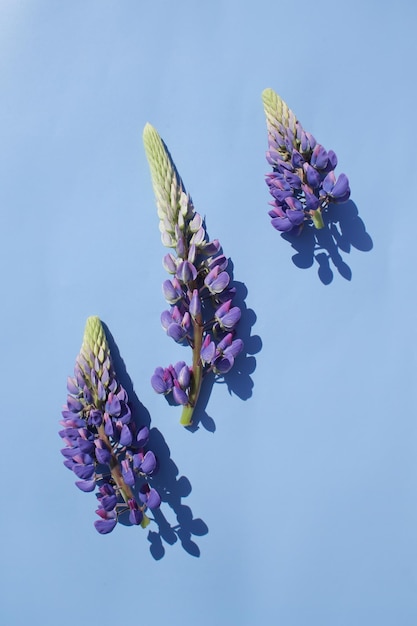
143 124 243 426
262 88 350 233
59 316 160 534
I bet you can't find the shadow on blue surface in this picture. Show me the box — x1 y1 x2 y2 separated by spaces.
281 200 373 284
103 323 208 559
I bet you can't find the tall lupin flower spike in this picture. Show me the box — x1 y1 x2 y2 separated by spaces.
60 316 161 534
262 88 350 233
143 124 243 427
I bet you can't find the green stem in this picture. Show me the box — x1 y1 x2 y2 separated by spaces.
98 425 134 504
97 425 150 528
311 208 325 229
180 315 204 426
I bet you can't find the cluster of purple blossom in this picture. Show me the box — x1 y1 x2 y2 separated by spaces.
144 124 243 426
60 317 160 534
151 230 243 424
262 88 350 234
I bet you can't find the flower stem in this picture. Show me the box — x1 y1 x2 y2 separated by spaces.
180 316 204 426
98 425 134 503
311 208 325 229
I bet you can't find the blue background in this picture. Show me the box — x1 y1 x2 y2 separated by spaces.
1 1 417 624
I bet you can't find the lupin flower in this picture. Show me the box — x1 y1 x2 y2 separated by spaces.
143 124 243 426
60 316 160 534
262 88 350 233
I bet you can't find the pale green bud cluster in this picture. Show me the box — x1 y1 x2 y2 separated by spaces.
81 316 109 369
262 88 296 137
143 123 195 250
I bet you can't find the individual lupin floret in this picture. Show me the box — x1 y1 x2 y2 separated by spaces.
262 88 350 234
60 316 161 534
143 124 243 426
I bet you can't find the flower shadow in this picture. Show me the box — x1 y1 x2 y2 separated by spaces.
281 200 373 284
102 322 209 559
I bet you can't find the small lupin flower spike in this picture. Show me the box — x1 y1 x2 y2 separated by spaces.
262 88 350 233
60 316 161 534
143 124 243 427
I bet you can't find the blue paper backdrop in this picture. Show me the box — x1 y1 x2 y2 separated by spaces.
1 1 417 624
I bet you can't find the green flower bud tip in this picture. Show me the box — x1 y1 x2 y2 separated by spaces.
81 316 110 366
143 123 180 215
262 87 294 134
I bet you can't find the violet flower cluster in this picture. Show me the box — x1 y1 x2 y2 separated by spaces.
262 88 350 233
60 316 161 534
143 124 243 426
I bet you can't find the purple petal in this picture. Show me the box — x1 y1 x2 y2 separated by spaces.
116 387 128 403
303 162 321 188
284 171 302 189
99 483 115 497
67 396 83 413
216 306 241 331
83 385 93 404
189 289 201 318
67 377 79 395
311 144 328 170
291 150 304 168
304 192 320 211
60 414 85 426
162 253 177 274
322 170 336 194
200 337 216 363
117 403 131 425
136 426 149 447
176 260 197 283
119 424 133 447
105 395 121 417
284 196 303 212
140 450 157 474
173 361 187 377
73 463 95 480
173 383 189 406
270 188 292 203
167 323 187 342
129 509 143 525
94 518 117 534
190 226 206 247
176 234 186 257
101 495 118 512
201 239 221 255
95 445 111 465
63 458 75 470
286 210 305 226
330 173 350 201
161 310 172 330
177 365 191 389
104 415 114 437
78 438 95 454
188 243 197 264
213 355 234 374
271 216 293 232
227 338 244 358
182 311 191 332
97 381 106 401
61 447 80 458
151 372 170 394
75 480 96 492
146 488 161 509
208 271 230 294
327 150 338 169
121 461 135 486
208 254 228 272
162 280 182 304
